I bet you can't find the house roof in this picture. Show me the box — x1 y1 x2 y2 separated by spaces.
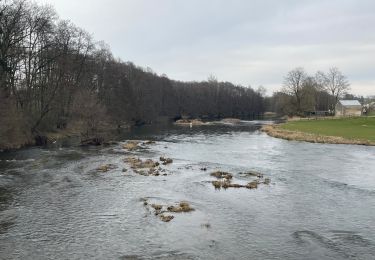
338 100 362 107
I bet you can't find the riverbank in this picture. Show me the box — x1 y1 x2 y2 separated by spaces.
0 121 126 152
1 117 249 151
262 117 375 146
0 129 79 152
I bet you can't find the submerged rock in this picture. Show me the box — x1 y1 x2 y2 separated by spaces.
148 167 162 176
263 178 271 185
212 180 224 189
167 201 195 213
210 170 270 190
210 171 233 180
133 169 147 176
81 137 103 146
122 141 140 151
239 171 264 178
246 180 259 189
143 140 156 145
124 157 142 167
143 159 160 168
225 183 244 188
140 198 148 206
103 141 118 146
160 157 173 165
151 204 163 211
124 157 159 170
212 180 247 189
143 199 195 222
201 223 211 229
96 164 117 172
160 214 174 222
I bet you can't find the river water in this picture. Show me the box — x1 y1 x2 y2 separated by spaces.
0 121 374 260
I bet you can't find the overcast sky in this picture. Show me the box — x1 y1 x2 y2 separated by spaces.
35 0 375 96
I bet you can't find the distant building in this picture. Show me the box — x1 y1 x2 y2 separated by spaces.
363 102 375 115
335 100 362 116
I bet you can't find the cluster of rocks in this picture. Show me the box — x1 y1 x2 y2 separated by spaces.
122 155 174 176
159 156 173 165
121 140 156 151
119 140 174 176
96 139 273 227
142 198 195 222
210 171 233 180
122 141 140 151
210 170 270 190
123 157 166 176
95 140 166 175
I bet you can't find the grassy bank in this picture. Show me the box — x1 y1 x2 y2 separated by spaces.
262 117 375 146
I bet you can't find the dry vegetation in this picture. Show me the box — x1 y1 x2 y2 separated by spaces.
159 215 174 222
212 179 260 189
238 171 263 178
210 170 270 190
143 199 195 222
210 171 233 180
167 202 195 213
262 124 375 146
0 95 32 150
122 141 141 150
123 157 164 176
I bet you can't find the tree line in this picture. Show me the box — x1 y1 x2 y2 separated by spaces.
0 0 264 149
265 67 351 116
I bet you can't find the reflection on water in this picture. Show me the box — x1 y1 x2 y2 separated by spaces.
0 121 374 259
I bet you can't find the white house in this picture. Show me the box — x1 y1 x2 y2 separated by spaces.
335 100 362 116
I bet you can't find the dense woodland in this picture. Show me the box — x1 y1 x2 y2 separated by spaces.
0 0 264 149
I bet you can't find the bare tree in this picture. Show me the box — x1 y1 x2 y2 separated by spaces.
256 85 267 97
282 67 307 114
318 67 350 111
0 0 267 149
207 74 218 83
0 0 29 96
71 88 107 143
315 71 327 90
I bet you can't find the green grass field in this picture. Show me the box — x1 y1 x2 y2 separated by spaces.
281 117 375 142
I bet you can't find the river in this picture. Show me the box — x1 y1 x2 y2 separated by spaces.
0 121 374 259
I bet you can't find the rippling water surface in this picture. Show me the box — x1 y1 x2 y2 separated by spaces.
0 122 374 259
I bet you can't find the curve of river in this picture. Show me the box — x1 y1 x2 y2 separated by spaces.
0 121 374 259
